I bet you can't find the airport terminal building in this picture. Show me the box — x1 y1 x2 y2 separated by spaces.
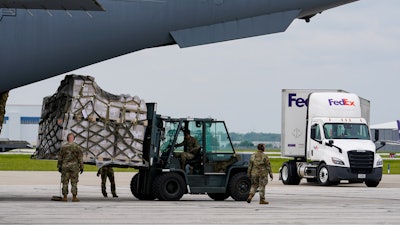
0 104 41 146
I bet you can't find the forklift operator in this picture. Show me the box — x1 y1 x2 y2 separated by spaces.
174 130 200 170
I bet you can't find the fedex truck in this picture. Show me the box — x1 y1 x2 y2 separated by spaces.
280 89 383 187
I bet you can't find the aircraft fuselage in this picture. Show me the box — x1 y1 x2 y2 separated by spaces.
0 0 359 92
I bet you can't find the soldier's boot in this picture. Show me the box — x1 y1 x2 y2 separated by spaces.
259 198 269 205
111 184 117 198
102 185 107 197
61 195 68 202
246 193 254 203
72 195 80 202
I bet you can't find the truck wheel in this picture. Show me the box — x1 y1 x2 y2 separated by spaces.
207 193 230 201
365 180 380 187
317 163 331 186
281 162 290 184
281 161 301 185
153 173 185 201
130 173 156 200
228 172 251 201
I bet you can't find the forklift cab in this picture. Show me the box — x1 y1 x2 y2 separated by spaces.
159 118 237 174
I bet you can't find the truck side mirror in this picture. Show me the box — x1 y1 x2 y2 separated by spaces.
326 140 334 147
376 141 386 151
374 129 379 142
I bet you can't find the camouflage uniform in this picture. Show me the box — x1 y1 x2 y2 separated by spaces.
247 149 272 204
0 91 9 133
58 142 84 197
97 166 118 197
175 135 200 169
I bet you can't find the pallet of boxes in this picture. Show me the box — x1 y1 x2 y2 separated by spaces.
33 75 148 168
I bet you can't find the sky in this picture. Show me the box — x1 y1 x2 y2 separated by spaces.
7 0 400 133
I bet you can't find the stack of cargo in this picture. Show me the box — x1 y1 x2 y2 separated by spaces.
33 75 148 168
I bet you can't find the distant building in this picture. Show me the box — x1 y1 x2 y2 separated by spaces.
370 120 400 152
0 104 41 146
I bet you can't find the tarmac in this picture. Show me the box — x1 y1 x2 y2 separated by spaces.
0 171 399 224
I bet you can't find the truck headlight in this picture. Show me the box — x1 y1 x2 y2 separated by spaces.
376 158 383 166
331 157 345 165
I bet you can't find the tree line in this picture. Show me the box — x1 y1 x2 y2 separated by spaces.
230 132 280 148
230 132 280 142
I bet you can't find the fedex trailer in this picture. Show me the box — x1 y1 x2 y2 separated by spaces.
280 89 382 187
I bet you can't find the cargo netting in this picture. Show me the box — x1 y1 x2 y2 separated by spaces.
33 75 148 168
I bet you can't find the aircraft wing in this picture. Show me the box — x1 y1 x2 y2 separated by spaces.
170 9 301 48
0 0 104 11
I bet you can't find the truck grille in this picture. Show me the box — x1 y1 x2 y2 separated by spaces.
347 150 374 173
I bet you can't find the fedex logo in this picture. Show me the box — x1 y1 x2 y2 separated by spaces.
328 98 355 106
288 93 356 108
288 93 308 107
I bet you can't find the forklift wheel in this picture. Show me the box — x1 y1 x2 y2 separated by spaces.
153 173 185 201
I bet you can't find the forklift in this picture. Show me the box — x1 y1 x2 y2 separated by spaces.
130 103 250 201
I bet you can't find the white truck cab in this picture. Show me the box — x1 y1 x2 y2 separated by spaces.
280 90 382 187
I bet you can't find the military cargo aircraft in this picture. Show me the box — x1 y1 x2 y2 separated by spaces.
0 0 359 93
0 0 361 132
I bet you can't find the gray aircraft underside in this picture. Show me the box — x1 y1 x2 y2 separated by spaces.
0 0 359 93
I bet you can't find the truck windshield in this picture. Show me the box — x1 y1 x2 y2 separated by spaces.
323 123 370 140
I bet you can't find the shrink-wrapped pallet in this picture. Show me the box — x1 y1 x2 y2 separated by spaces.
33 75 148 168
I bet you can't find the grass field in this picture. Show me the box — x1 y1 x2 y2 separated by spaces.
0 154 398 174
0 154 136 172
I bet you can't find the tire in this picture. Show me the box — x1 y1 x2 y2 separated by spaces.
281 161 301 185
228 172 251 201
281 162 290 184
130 173 156 200
153 173 185 201
365 180 380 187
317 163 331 186
207 193 230 201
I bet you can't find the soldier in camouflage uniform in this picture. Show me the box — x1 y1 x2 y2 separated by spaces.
0 91 9 134
174 130 200 170
97 166 118 198
57 133 84 202
247 143 273 204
